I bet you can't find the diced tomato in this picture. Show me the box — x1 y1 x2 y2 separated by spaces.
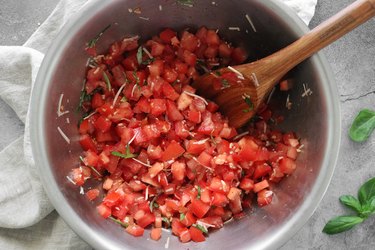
172 218 186 236
150 227 162 241
78 25 301 244
179 228 191 243
150 98 166 116
257 189 273 207
197 151 212 167
171 161 186 182
239 178 254 192
191 199 210 218
126 224 144 237
180 31 198 52
189 226 205 242
137 213 155 228
279 157 297 174
186 140 208 155
79 134 97 153
160 28 177 43
103 192 121 207
253 180 270 193
97 203 111 218
86 188 100 201
199 216 224 228
94 115 112 132
161 141 185 161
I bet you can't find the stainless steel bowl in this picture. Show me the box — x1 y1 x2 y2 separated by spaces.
30 0 341 249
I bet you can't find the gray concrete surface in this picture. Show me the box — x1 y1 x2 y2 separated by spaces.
0 0 374 249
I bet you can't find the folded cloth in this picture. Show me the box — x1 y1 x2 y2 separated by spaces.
0 0 317 248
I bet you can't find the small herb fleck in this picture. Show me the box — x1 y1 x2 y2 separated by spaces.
221 79 230 89
109 216 128 228
197 186 201 199
180 213 186 221
120 96 127 102
149 196 159 212
136 46 143 65
162 217 171 227
111 144 138 159
133 71 141 87
215 71 222 76
242 93 254 113
102 72 112 91
194 224 208 234
177 0 194 6
87 24 111 48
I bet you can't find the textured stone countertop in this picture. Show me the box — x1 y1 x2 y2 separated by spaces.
0 0 374 249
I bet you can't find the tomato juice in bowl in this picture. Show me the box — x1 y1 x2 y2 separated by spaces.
30 0 340 249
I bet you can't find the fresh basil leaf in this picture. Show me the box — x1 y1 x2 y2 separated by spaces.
136 46 143 65
358 177 375 206
339 195 362 214
349 109 375 142
322 216 364 235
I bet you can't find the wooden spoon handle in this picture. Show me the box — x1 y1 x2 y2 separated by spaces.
263 0 375 76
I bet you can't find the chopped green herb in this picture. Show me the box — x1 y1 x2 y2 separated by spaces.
109 216 128 228
177 0 194 5
180 213 186 221
87 57 99 68
87 24 111 48
162 217 171 227
120 96 127 102
141 58 155 65
111 144 138 159
133 71 141 87
136 46 143 65
242 93 254 113
194 224 208 234
102 72 112 91
197 186 201 199
210 130 217 146
78 88 91 111
221 79 230 89
215 71 222 76
149 196 159 212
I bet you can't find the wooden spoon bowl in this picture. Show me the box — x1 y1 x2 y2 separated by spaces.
193 0 375 128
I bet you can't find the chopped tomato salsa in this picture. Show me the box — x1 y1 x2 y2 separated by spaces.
73 26 301 243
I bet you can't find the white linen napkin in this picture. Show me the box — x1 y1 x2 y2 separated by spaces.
0 0 317 249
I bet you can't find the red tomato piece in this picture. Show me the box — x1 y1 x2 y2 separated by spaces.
97 203 111 218
161 141 185 161
279 157 297 174
150 227 162 241
257 189 273 207
86 188 100 201
126 224 145 237
191 199 210 218
160 28 177 43
253 180 270 193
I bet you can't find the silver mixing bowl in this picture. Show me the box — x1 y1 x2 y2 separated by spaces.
30 0 341 249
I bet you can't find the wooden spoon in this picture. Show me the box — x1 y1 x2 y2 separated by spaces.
193 0 375 128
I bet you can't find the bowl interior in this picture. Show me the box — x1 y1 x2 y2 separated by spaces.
31 0 340 249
